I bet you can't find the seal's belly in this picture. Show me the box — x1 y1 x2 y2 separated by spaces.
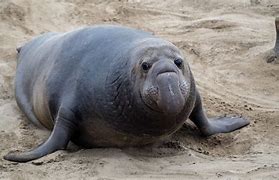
32 79 54 129
73 117 170 147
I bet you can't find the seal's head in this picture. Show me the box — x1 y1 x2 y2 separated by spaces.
131 38 192 116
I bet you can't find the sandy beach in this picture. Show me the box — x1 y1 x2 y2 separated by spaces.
0 0 279 179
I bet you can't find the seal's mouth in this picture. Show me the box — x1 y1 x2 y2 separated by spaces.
140 91 162 113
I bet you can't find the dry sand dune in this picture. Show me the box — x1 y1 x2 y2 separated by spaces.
0 0 279 179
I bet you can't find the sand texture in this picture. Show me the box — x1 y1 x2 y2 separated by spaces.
0 0 279 179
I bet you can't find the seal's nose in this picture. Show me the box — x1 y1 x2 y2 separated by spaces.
153 61 178 76
156 72 185 115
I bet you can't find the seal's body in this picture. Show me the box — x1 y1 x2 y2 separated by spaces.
5 25 249 162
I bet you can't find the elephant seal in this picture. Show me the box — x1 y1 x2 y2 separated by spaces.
4 25 249 162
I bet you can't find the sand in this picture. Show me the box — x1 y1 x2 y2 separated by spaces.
0 0 279 179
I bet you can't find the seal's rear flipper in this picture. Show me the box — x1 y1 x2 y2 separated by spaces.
3 107 77 162
189 90 249 136
266 17 279 63
274 17 279 56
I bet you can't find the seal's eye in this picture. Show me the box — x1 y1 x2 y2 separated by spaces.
174 58 183 68
141 62 151 71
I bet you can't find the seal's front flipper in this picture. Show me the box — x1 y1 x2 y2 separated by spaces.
189 91 249 136
4 107 77 162
207 116 249 134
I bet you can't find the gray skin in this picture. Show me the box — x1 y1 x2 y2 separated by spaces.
4 25 249 162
